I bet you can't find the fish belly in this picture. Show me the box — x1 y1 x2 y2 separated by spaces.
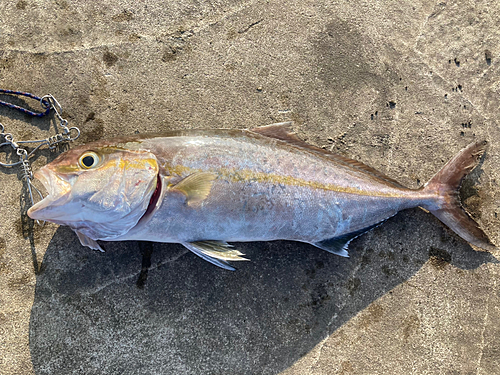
126 180 418 244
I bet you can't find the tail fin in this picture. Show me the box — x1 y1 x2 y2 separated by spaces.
422 141 496 251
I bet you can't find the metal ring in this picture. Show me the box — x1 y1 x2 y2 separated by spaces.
69 127 81 141
40 94 63 115
39 96 51 109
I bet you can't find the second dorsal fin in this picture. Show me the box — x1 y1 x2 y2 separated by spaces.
250 122 405 188
250 122 306 145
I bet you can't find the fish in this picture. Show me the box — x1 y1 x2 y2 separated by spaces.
27 122 497 270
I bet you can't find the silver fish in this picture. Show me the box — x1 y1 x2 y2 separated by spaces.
28 122 496 270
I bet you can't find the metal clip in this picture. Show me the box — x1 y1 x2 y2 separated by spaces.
40 94 74 137
16 148 45 225
0 93 80 224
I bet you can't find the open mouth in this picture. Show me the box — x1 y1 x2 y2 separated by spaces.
27 167 69 220
27 169 51 219
33 169 50 196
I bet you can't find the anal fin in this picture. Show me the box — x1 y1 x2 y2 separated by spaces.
312 222 383 257
182 240 249 270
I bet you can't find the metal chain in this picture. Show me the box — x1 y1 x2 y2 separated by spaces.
0 92 81 222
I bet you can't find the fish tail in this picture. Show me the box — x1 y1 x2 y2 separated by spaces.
421 140 496 251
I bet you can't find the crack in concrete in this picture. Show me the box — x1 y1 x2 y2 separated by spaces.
309 336 329 370
79 249 188 297
412 0 447 50
0 41 137 55
411 46 492 121
309 242 370 370
238 18 264 34
475 268 495 375
0 0 261 55
396 1 495 126
403 280 427 293
189 0 261 34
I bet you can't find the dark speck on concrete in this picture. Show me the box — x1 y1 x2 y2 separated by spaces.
485 50 492 66
162 46 180 62
461 120 472 129
16 0 27 10
359 303 384 329
85 112 95 122
0 238 5 258
361 254 371 267
347 277 361 295
381 264 395 276
428 247 452 269
112 10 134 22
103 51 119 67
402 315 420 342
79 119 104 143
305 268 316 279
310 284 330 308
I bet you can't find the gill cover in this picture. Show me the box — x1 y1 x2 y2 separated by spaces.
28 147 159 241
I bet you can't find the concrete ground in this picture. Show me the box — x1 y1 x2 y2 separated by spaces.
1 0 499 374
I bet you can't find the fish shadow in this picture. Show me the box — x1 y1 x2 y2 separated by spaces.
29 208 497 375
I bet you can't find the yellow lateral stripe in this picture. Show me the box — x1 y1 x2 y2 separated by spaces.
55 157 158 174
164 164 404 198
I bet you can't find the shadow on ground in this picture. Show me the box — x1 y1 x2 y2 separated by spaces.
29 209 496 375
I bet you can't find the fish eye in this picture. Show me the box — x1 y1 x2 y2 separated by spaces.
78 152 100 169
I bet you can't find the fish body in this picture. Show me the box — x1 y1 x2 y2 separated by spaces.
28 123 496 269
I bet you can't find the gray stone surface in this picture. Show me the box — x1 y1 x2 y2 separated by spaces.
0 0 499 374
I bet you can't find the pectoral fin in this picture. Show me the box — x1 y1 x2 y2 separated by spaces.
182 240 249 270
312 222 383 257
171 172 217 205
75 230 105 252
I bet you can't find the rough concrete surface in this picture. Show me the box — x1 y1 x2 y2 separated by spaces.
0 0 499 374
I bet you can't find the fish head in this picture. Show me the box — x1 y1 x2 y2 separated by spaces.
27 144 159 240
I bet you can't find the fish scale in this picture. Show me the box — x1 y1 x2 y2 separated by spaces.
28 123 497 270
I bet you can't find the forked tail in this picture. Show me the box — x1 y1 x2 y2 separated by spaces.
421 141 496 251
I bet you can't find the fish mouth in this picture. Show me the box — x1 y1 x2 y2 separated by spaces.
27 167 71 221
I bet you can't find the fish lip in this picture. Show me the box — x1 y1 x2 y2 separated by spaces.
27 167 69 220
33 168 50 195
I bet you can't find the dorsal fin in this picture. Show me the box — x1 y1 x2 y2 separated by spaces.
250 122 406 188
250 122 307 145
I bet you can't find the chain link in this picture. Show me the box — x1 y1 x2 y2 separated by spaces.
0 93 80 223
